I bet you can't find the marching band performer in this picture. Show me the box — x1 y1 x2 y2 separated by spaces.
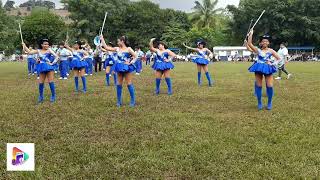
149 38 176 95
247 30 281 110
22 39 59 103
100 35 137 107
184 40 214 87
65 41 89 93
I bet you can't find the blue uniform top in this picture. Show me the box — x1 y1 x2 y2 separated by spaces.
155 51 169 63
116 51 131 63
72 51 84 61
197 49 208 59
38 50 54 63
257 49 273 63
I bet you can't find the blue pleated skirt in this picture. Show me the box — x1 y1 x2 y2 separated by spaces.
192 57 209 65
71 59 88 70
248 62 277 75
114 63 136 73
37 63 55 73
153 61 174 71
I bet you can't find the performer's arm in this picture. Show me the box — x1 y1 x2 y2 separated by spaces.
149 38 158 52
247 30 259 54
183 43 198 52
271 49 281 62
64 42 73 52
165 50 177 62
66 50 73 58
22 43 38 54
205 48 214 58
128 47 138 64
49 48 59 64
100 47 108 52
100 36 117 52
244 40 254 52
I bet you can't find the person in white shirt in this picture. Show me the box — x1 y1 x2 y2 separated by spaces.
84 44 94 76
275 43 292 80
94 46 103 72
57 42 72 80
134 47 144 75
145 50 152 65
26 46 36 75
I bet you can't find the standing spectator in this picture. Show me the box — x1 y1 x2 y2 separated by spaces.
94 46 103 72
134 46 144 75
275 43 292 80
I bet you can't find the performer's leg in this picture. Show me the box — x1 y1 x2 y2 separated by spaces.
265 75 274 110
164 70 172 95
255 73 264 110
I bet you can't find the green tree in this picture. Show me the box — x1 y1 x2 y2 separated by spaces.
22 8 66 47
63 0 190 48
227 0 320 47
190 0 223 28
0 1 18 55
161 23 188 49
122 0 165 47
62 0 130 43
160 9 192 48
185 27 228 49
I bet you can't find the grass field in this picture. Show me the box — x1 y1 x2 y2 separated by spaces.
1 61 320 179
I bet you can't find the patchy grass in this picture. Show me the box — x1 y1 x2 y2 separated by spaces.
0 61 319 179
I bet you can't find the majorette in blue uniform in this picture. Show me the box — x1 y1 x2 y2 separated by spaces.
247 32 280 110
149 38 176 95
114 50 136 73
192 49 209 65
37 50 56 73
100 35 137 107
184 40 214 87
71 51 88 70
248 49 277 75
153 51 174 71
22 39 58 103
67 41 88 93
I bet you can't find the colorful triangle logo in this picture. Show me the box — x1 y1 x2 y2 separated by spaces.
12 147 29 166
